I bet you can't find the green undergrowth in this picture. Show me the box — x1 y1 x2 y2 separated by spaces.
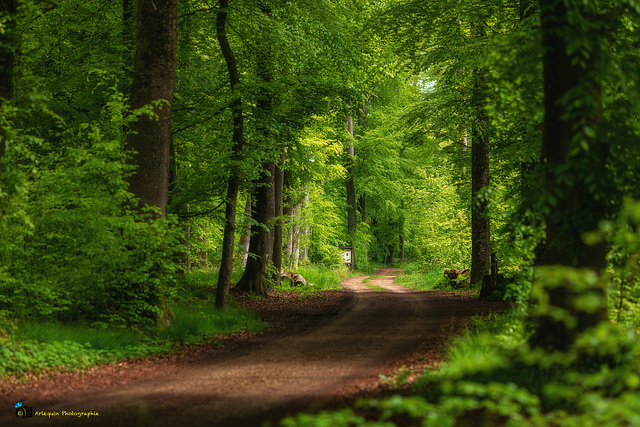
282 312 640 426
0 268 263 380
276 264 353 292
395 263 450 290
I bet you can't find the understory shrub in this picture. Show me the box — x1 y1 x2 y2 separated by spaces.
0 89 181 329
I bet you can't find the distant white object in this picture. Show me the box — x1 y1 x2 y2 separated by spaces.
338 246 354 268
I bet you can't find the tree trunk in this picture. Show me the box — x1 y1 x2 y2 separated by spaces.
283 170 293 267
291 204 301 268
471 68 491 289
236 162 276 296
240 196 252 267
215 0 245 310
531 0 611 350
399 212 405 263
345 116 357 240
0 0 16 175
300 189 310 263
272 150 285 279
125 0 177 217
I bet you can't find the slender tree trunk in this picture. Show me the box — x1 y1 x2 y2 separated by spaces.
283 171 293 267
272 150 285 278
215 0 245 310
345 116 357 240
291 204 301 268
240 196 252 267
471 68 491 290
300 189 309 263
531 0 610 350
358 195 366 223
125 0 177 217
399 212 405 262
0 0 16 175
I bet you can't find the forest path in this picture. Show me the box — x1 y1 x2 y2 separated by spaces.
1 269 508 427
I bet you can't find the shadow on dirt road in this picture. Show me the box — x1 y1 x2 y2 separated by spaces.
1 269 509 427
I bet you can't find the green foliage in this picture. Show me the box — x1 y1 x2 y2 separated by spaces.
284 310 640 426
606 199 640 327
158 303 264 344
1 268 264 378
0 87 181 329
395 266 450 290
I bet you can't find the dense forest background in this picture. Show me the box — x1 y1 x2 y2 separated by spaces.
2 0 640 424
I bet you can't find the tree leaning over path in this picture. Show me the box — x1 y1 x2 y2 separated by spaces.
125 0 177 217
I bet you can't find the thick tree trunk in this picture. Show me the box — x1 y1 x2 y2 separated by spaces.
236 2 277 295
236 162 276 296
215 0 245 310
345 116 357 240
125 0 177 217
0 0 16 175
531 0 610 350
471 69 492 290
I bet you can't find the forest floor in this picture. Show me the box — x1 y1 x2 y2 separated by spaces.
0 268 509 427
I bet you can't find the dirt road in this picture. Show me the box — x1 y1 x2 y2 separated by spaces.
1 269 509 426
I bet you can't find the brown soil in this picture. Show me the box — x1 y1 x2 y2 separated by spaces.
0 269 510 426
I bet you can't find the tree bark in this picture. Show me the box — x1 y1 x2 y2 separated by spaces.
240 196 252 267
283 170 294 267
272 150 285 278
531 0 610 350
399 212 405 263
471 69 492 289
0 0 16 175
125 0 177 217
291 204 301 268
215 0 245 310
300 189 310 263
236 162 276 296
345 116 357 240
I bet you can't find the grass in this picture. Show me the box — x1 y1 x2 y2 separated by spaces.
0 267 263 380
1 263 367 379
158 302 264 343
276 264 351 292
395 266 450 290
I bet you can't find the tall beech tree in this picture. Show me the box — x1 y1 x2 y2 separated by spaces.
125 0 177 217
235 162 276 296
215 0 245 310
235 2 276 296
471 67 492 293
531 0 617 350
0 0 15 175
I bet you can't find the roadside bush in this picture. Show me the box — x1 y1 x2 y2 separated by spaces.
0 90 181 329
